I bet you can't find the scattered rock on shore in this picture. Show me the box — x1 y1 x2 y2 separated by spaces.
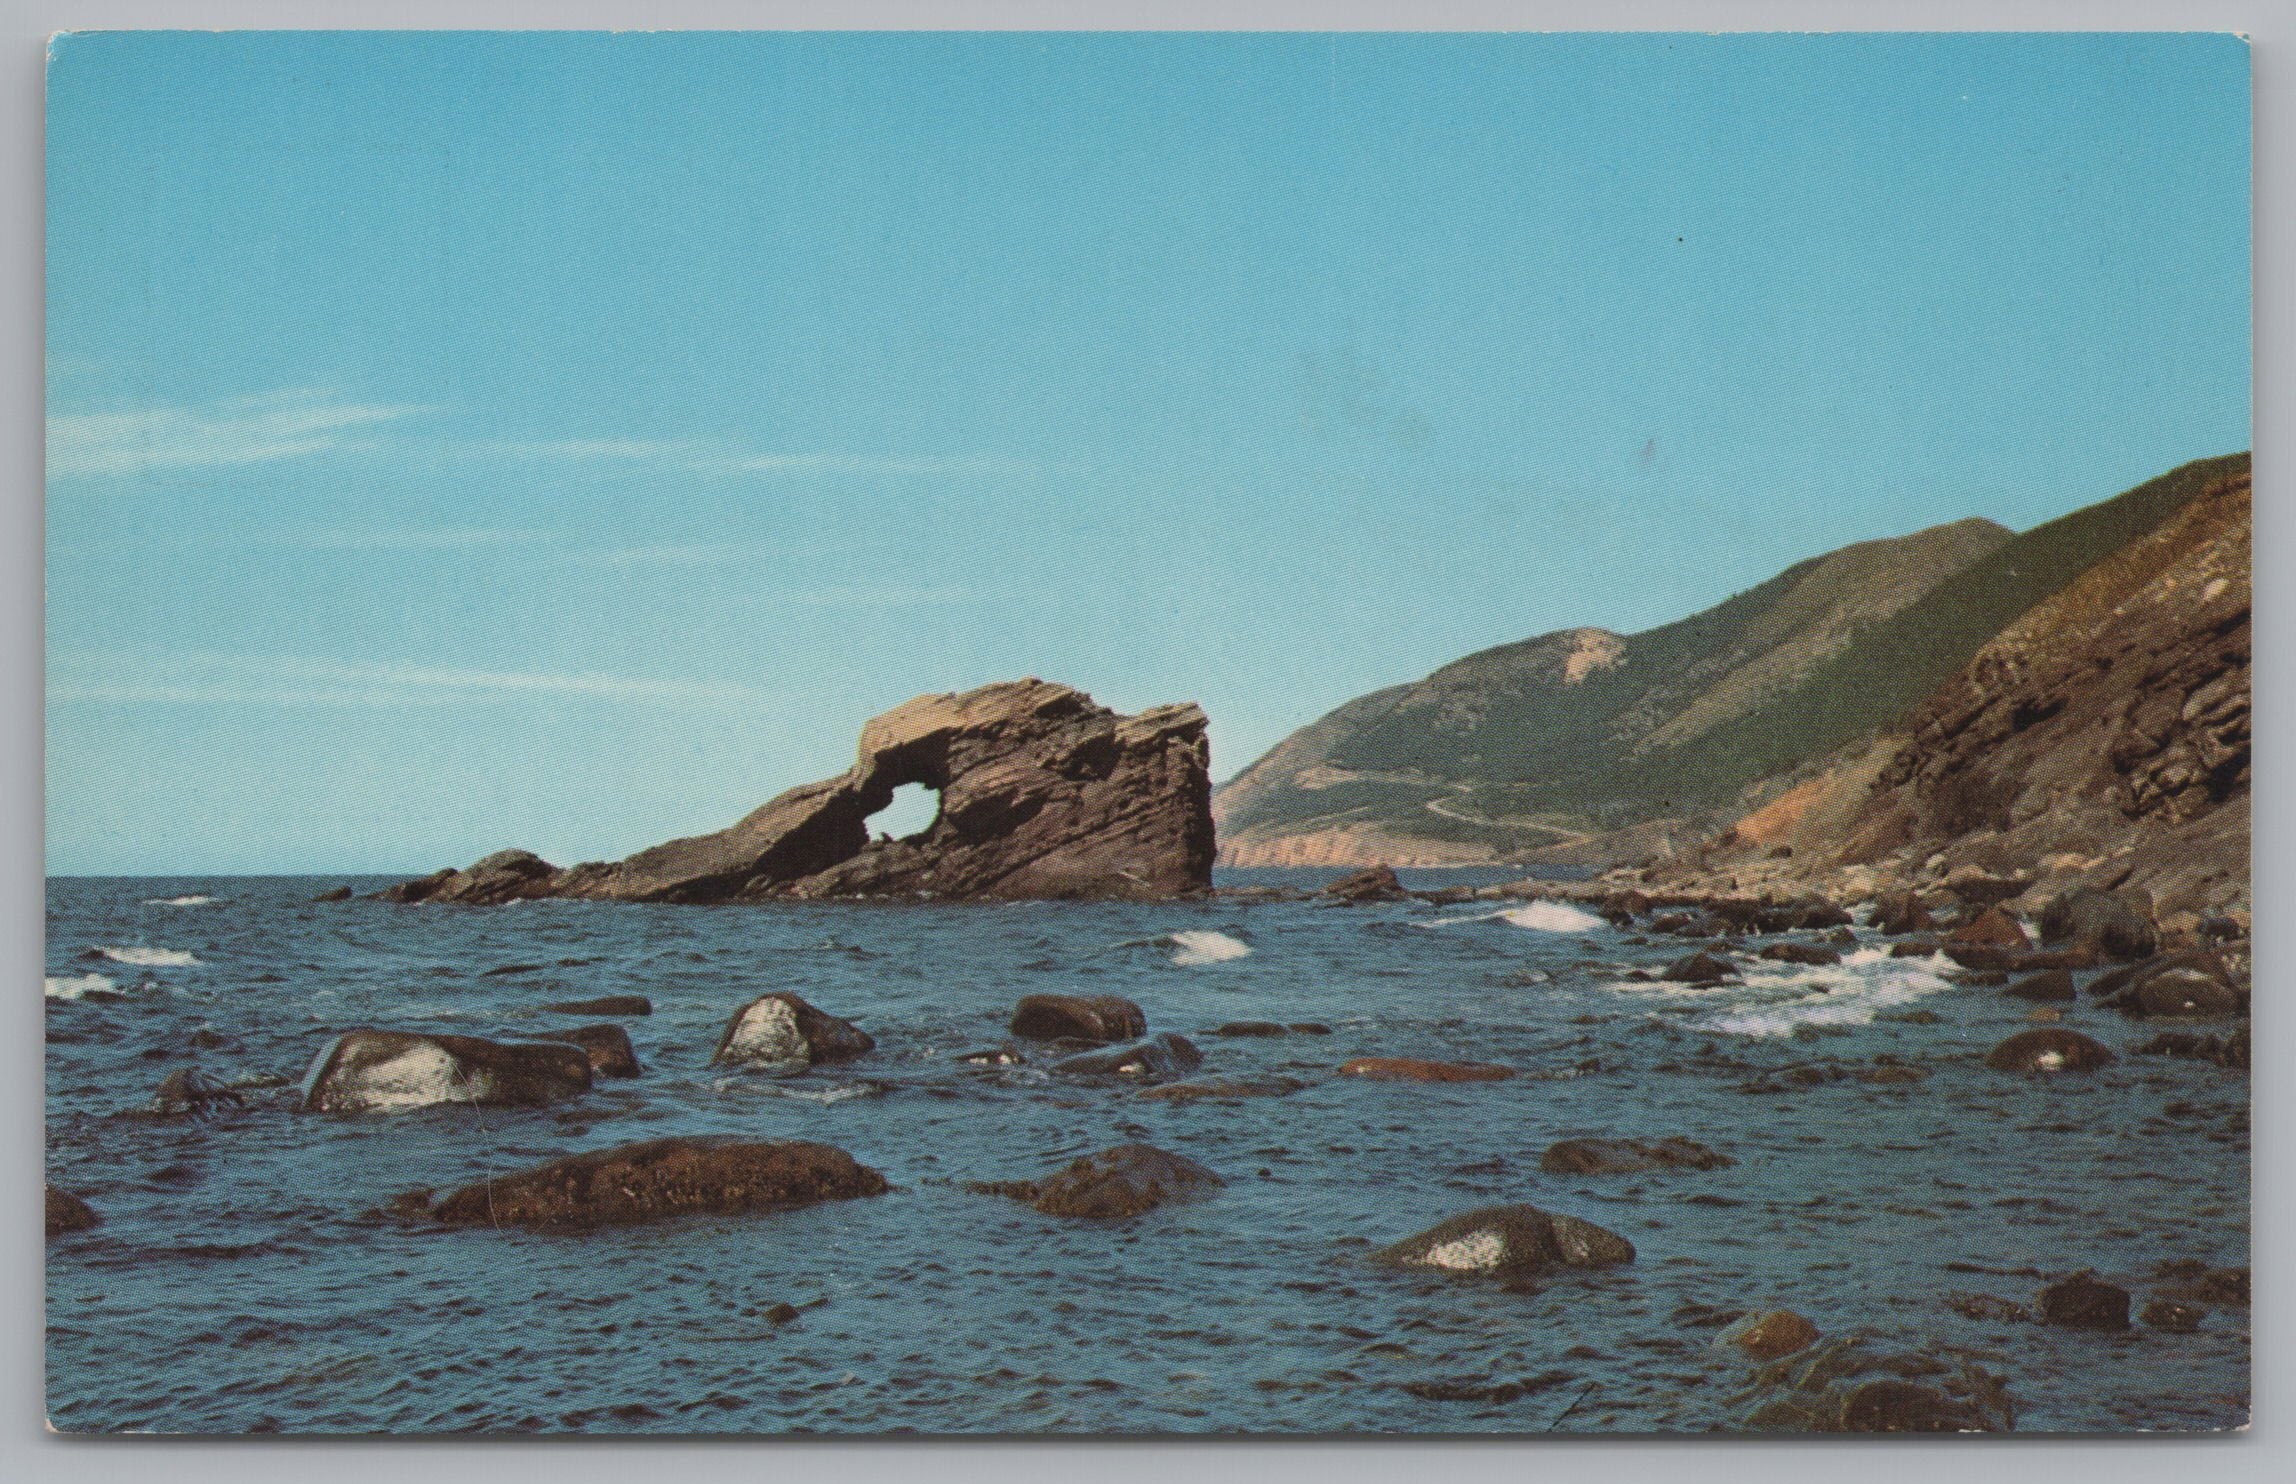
1718 1309 1821 1361
1373 1203 1634 1277
1009 993 1146 1045
2037 887 2158 961
1662 951 1739 985
427 1136 888 1228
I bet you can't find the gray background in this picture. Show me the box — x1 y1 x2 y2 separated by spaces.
5 1 2284 1479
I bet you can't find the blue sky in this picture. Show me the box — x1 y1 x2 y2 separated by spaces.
45 31 2250 875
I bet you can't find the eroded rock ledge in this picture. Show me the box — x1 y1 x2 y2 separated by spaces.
385 679 1214 904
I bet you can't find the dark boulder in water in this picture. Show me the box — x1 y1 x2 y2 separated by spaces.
2140 1298 2206 1333
2133 1026 2249 1068
2037 887 2158 961
46 1184 100 1237
1540 1136 1733 1175
1213 1020 1288 1037
1339 1057 1512 1083
2004 969 2076 1003
150 1067 246 1118
1373 1203 1634 1276
1662 951 1739 985
711 993 874 1069
1322 864 1407 903
1010 993 1146 1045
428 1136 888 1229
541 1023 642 1078
2038 1271 2131 1331
1759 942 1841 966
1050 1032 1201 1081
310 886 353 903
300 1029 594 1111
2126 966 2243 1020
1136 1074 1305 1103
540 994 653 1017
980 1142 1224 1219
1983 1028 2116 1074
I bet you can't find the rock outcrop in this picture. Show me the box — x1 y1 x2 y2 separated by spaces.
1338 1057 1513 1083
1540 1136 1734 1175
1982 1028 2117 1075
300 1029 594 1111
389 681 1213 904
1008 993 1146 1045
427 1137 887 1228
541 1023 642 1078
1049 1032 1202 1081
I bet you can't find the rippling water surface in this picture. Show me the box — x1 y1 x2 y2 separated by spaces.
44 872 2249 1434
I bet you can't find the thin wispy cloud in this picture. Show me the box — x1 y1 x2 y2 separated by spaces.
493 437 1045 482
47 389 429 480
48 652 776 710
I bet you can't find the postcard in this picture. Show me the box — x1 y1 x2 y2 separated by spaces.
43 30 2250 1435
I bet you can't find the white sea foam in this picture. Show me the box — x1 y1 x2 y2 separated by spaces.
95 946 200 967
1416 900 1603 933
1168 930 1253 966
145 894 216 907
1604 944 1955 1038
45 972 117 1000
1497 901 1605 933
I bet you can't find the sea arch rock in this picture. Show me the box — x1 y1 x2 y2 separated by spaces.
387 680 1214 903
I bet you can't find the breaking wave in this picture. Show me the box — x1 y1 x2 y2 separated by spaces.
145 895 216 907
94 946 200 967
1168 930 1253 966
1607 945 1954 1038
46 972 117 1000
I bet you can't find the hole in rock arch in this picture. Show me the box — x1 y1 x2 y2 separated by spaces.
866 782 943 843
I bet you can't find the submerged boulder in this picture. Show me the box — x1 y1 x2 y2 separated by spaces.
427 1136 887 1228
1009 993 1145 1045
300 1029 594 1111
2003 969 2076 1003
541 1023 642 1078
149 1067 246 1118
1373 1204 1634 1277
388 680 1214 904
1339 1057 1513 1083
711 993 874 1069
1759 942 1841 966
46 1184 100 1237
1050 1032 1201 1080
981 1143 1224 1219
1718 1310 1821 1361
1540 1136 1734 1175
1736 1335 2016 1433
1983 1027 2117 1074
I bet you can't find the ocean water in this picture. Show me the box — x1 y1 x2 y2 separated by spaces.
44 872 2249 1435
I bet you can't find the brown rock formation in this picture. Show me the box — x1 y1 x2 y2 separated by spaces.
978 1143 1225 1219
428 1137 888 1228
388 680 1214 904
46 1184 100 1237
1338 1057 1513 1083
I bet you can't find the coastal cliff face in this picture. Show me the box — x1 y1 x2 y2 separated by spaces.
386 680 1215 903
1665 463 2251 919
1216 453 2249 871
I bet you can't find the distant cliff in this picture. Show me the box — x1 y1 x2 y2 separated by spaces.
1216 454 2249 871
